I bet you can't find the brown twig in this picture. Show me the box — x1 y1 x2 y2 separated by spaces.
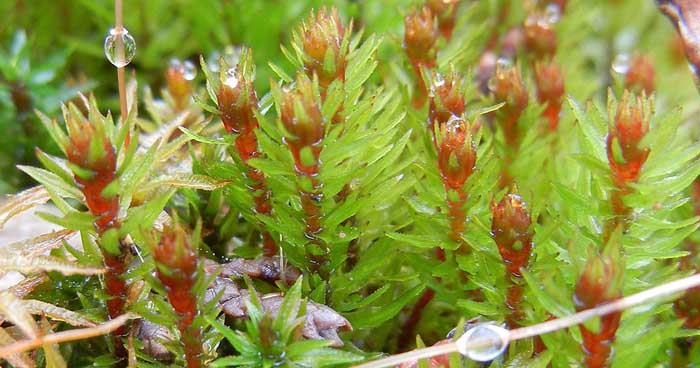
115 0 127 123
0 313 137 359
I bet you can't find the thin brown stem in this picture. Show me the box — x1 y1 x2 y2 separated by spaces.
356 274 700 368
114 0 129 145
117 67 127 122
0 314 137 359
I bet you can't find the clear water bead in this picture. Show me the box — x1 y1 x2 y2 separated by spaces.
496 57 513 70
612 53 630 75
182 60 197 80
170 58 197 80
456 323 509 362
544 3 561 24
445 115 465 134
224 67 239 88
104 27 136 67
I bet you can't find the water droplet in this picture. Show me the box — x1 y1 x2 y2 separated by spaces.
544 3 561 24
496 57 513 70
456 323 509 362
612 53 630 75
446 115 465 134
169 59 197 81
182 60 197 80
224 67 239 88
208 51 222 72
434 73 446 88
104 27 136 67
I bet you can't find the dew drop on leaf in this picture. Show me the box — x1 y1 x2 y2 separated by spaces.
182 60 197 80
612 53 630 75
170 58 197 80
496 57 513 70
224 68 239 88
104 27 136 68
545 3 562 24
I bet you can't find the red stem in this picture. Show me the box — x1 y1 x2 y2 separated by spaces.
398 241 447 350
505 279 524 328
398 288 435 351
578 312 621 368
73 146 128 362
235 130 276 256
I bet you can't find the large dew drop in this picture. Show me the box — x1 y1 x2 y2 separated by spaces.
456 323 509 362
104 27 136 68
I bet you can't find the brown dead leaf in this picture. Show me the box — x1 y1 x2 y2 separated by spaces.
5 229 76 257
9 275 49 299
0 254 104 276
0 313 137 358
24 299 96 327
40 315 67 368
658 0 700 76
134 319 174 363
203 274 351 347
0 327 34 368
203 256 300 283
0 186 51 231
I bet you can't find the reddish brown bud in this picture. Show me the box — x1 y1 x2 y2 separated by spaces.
491 193 533 278
153 224 198 285
575 251 623 310
490 64 529 146
574 244 623 368
404 6 438 67
152 222 203 367
64 104 119 232
429 70 466 138
280 75 325 176
426 0 460 39
166 59 194 110
606 91 652 187
217 66 259 136
624 54 655 95
215 49 263 165
437 117 476 191
523 12 558 60
299 7 347 88
534 61 565 131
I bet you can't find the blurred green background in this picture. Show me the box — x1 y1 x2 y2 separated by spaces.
2 0 699 195
0 0 418 194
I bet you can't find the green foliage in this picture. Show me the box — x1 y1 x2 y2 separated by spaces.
0 30 90 193
4 0 700 367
